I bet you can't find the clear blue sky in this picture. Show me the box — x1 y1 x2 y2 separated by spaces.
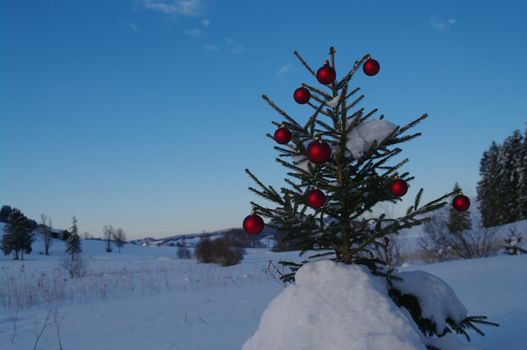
1 0 526 239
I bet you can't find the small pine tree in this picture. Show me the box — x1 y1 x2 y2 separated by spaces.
1 208 35 260
502 229 526 255
447 183 472 234
243 47 496 346
66 216 82 260
113 228 126 253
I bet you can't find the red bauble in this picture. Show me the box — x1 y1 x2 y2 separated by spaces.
306 189 326 209
306 139 332 164
294 87 311 104
453 195 470 212
363 58 380 76
274 127 292 144
243 213 264 236
389 178 408 197
316 64 336 85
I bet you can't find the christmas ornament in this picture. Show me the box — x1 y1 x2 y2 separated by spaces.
316 62 336 85
294 87 311 104
452 194 470 212
363 58 380 76
306 188 326 209
389 178 408 197
306 138 332 164
243 213 264 235
274 126 292 144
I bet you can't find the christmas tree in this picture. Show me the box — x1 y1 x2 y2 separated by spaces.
243 47 496 348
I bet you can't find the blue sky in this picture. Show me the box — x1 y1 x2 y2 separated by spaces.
1 0 526 239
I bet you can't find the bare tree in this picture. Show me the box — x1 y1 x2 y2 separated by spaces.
40 214 53 256
103 225 114 253
113 228 126 253
418 212 499 262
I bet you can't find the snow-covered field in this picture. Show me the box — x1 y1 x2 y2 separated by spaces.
0 237 525 349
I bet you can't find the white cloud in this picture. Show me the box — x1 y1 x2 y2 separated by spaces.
203 44 218 51
226 38 245 54
430 17 457 31
141 0 204 16
183 28 202 38
202 19 210 26
129 22 139 32
276 64 291 77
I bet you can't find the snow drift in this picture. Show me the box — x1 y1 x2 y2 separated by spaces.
243 260 482 350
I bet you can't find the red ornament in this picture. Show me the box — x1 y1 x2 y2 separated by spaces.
306 189 326 209
389 178 408 197
243 213 264 236
294 87 311 104
306 139 332 164
274 126 292 144
363 58 380 76
316 63 336 85
453 194 470 212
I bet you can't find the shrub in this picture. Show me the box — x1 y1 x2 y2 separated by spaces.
176 245 192 259
195 236 245 266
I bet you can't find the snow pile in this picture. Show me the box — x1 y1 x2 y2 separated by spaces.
346 119 397 159
393 270 468 334
243 260 426 350
427 334 483 350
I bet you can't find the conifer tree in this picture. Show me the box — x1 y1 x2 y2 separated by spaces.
519 127 527 220
66 216 82 260
477 142 501 227
497 130 523 224
242 48 496 346
502 230 526 255
447 183 472 234
1 208 35 260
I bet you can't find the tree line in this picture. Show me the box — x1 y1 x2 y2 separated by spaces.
477 128 527 227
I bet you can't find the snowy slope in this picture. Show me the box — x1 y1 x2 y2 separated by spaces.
0 242 525 350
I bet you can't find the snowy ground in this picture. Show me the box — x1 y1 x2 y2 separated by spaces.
0 238 525 349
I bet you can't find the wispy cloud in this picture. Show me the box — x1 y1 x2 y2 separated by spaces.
183 28 202 38
201 19 210 26
141 0 204 16
129 22 139 32
226 38 245 54
276 64 291 77
430 17 456 31
202 44 218 51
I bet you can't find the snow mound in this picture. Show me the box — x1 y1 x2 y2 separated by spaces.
393 270 468 334
243 260 426 350
346 119 397 159
427 333 483 350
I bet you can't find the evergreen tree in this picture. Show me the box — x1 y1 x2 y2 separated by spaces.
502 230 526 255
0 205 13 223
496 130 523 224
66 216 81 260
519 127 527 220
243 48 496 346
1 208 35 260
447 183 472 234
477 142 501 227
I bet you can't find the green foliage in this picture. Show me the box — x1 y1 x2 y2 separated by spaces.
447 184 472 234
245 48 453 278
1 208 35 260
66 216 82 260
